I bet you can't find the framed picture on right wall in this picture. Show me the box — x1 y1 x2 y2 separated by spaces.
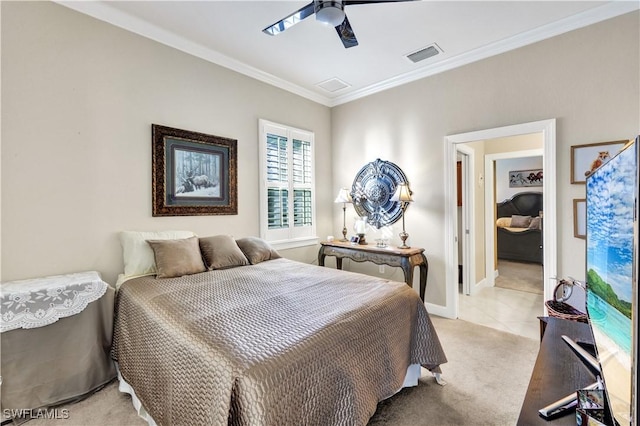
570 140 627 184
573 198 586 239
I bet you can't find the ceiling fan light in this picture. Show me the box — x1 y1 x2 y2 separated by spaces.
316 4 345 27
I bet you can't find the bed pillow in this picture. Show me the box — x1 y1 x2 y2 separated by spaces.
120 230 196 277
199 235 249 270
529 216 542 230
146 237 206 279
235 237 281 265
510 215 532 228
496 217 512 228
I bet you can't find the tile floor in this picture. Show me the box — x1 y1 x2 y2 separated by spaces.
459 284 545 341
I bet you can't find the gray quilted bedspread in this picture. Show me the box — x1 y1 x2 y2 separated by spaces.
112 258 446 426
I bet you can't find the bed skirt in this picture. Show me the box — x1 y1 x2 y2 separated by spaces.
116 363 422 426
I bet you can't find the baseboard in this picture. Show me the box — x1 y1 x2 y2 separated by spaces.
425 302 453 319
475 277 488 289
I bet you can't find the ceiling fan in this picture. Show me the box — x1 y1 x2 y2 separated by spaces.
262 0 417 48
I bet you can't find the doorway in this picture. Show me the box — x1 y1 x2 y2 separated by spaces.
484 148 544 288
438 119 557 320
456 147 474 296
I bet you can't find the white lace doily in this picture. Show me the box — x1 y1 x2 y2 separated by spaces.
1 271 108 333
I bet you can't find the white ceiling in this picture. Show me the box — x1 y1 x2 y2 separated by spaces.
58 1 638 107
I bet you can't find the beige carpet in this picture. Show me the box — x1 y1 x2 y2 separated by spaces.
22 317 539 426
494 260 543 295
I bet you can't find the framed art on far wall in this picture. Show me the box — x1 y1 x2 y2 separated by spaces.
508 168 543 187
152 124 237 216
573 198 586 239
570 140 627 184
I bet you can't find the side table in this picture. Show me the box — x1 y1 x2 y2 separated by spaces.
318 241 428 301
1 271 117 418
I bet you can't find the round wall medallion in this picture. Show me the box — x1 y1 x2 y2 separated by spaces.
351 159 409 229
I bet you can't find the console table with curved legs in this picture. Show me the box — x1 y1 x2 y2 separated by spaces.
318 241 428 301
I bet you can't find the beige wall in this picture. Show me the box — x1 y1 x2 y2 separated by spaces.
2 3 639 309
484 134 543 155
332 11 639 306
1 2 332 285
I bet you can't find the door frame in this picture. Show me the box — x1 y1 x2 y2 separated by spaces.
436 118 556 319
456 145 475 296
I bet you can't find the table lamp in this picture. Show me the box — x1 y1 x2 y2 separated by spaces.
334 188 353 241
391 183 413 248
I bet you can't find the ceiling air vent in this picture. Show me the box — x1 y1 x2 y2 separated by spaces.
406 43 443 63
316 77 351 93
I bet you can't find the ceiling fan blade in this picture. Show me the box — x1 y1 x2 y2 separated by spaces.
335 15 358 48
343 0 418 5
262 2 315 36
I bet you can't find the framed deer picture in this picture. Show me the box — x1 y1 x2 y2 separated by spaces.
152 124 237 216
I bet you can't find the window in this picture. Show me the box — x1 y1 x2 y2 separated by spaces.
259 119 317 248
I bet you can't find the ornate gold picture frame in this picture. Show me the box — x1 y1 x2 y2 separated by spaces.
152 124 237 216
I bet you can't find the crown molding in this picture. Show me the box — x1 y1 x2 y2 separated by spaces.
56 1 638 109
328 1 640 106
54 1 334 107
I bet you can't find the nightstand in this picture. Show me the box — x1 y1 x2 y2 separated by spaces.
1 271 116 418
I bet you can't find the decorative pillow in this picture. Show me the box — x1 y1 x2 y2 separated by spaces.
496 217 512 228
146 237 206 279
235 237 281 265
199 235 249 270
529 216 542 230
120 230 196 277
510 215 532 228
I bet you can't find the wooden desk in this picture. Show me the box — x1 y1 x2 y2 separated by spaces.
318 241 428 301
518 317 598 425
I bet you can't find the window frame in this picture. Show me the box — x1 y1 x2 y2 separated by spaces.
259 119 318 250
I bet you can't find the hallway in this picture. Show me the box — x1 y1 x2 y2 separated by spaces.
459 260 544 340
459 285 544 340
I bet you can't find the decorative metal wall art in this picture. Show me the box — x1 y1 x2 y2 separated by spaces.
350 159 409 229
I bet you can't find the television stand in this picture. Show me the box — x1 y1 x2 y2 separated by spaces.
537 335 604 419
574 341 597 357
538 382 600 419
518 317 598 424
561 335 601 372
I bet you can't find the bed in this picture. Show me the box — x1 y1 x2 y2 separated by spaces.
111 233 447 426
496 192 543 264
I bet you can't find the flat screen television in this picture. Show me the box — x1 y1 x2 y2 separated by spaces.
586 136 638 426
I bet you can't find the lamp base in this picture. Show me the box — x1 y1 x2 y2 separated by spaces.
340 227 348 242
398 231 410 249
357 233 367 245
